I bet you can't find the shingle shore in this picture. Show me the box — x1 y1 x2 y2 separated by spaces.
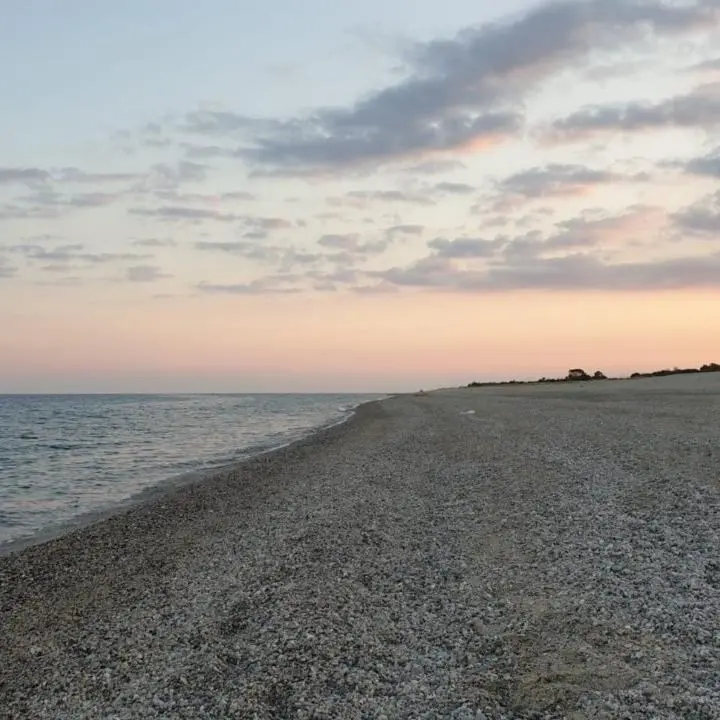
1 375 719 719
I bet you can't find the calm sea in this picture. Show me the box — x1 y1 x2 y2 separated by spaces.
0 393 381 548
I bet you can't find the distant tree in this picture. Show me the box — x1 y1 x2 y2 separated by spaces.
567 368 591 381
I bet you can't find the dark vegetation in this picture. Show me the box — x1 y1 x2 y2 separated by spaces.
629 363 720 378
467 363 720 388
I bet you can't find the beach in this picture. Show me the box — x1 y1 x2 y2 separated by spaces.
1 375 719 719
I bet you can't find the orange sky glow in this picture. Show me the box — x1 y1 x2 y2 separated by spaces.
1 0 719 392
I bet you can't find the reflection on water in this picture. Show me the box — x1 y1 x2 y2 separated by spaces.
0 393 377 545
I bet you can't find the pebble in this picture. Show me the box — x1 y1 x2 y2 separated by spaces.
1 374 719 718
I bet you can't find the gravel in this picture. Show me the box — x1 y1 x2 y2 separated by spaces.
1 373 719 719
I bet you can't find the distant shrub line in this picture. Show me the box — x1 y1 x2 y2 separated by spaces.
467 363 720 388
629 363 720 378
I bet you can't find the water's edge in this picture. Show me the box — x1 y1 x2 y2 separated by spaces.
0 398 389 557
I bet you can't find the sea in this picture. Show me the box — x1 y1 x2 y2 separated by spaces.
0 393 382 549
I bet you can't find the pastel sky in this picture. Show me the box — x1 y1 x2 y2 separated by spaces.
1 0 719 392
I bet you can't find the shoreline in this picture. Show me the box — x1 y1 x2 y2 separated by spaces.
0 396 385 558
2 379 718 717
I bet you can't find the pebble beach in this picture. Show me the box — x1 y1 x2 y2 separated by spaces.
1 374 719 719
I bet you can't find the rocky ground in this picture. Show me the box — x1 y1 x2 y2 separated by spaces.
1 374 719 719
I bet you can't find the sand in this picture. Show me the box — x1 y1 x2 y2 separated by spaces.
1 374 719 718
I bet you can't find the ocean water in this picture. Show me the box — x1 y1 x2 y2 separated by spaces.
0 393 380 548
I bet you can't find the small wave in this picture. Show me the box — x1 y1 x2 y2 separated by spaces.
337 402 360 412
0 392 373 547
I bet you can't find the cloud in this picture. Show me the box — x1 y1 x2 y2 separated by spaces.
19 187 63 206
673 191 720 236
433 181 475 195
67 192 119 208
232 216 294 240
125 265 172 282
182 143 236 160
196 279 301 295
352 281 401 294
34 275 83 287
186 0 718 172
330 190 435 207
278 249 323 271
497 163 618 199
684 147 720 178
131 238 177 247
154 189 256 203
196 235 386 279
271 265 387 293
143 161 208 190
0 167 49 185
308 267 359 284
428 237 501 258
501 206 667 257
317 233 390 256
194 240 280 261
241 112 520 172
310 280 338 292
138 122 173 149
245 216 293 230
361 202 700 292
55 167 142 184
500 230 549 258
400 159 467 175
9 243 84 263
183 111 275 135
386 224 425 237
549 207 664 246
81 252 155 264
317 233 361 250
129 206 243 222
195 240 248 252
547 82 720 141
194 241 319 271
688 57 720 72
374 255 457 288
582 59 647 82
242 230 269 240
3 160 234 221
20 233 61 243
2 187 122 217
0 203 59 220
2 163 200 197
8 242 152 265
373 249 720 292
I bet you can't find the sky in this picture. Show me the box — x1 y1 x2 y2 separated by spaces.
1 0 719 393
